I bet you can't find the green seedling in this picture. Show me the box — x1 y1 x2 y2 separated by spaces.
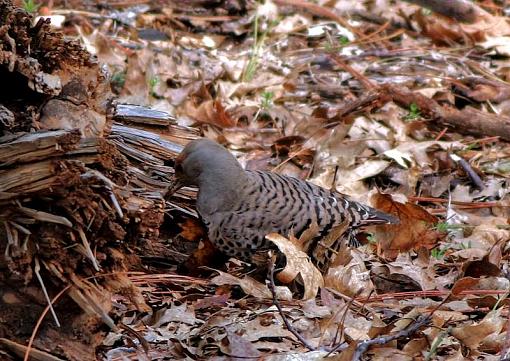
260 91 274 110
404 103 421 121
23 0 40 13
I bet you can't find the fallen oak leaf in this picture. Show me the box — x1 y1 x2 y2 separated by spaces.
450 308 505 352
184 98 237 128
371 193 442 258
220 331 262 360
266 233 324 300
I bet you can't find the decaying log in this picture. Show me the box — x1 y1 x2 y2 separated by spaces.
383 84 510 141
0 1 202 359
0 160 82 200
0 129 81 166
114 103 178 127
112 103 201 145
110 124 184 162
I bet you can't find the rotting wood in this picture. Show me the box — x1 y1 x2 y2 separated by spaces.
0 1 202 359
0 129 81 167
114 103 178 127
112 103 201 145
383 84 510 141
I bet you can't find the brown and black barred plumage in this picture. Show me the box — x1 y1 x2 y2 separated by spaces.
169 139 398 269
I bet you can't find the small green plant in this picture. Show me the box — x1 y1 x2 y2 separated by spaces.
149 76 160 97
434 222 475 233
435 222 449 233
324 41 334 52
23 0 40 13
110 70 126 90
460 241 471 249
243 13 261 82
404 103 421 121
431 248 446 259
425 327 450 360
338 35 350 45
366 233 377 244
260 91 274 110
242 12 274 82
464 141 480 151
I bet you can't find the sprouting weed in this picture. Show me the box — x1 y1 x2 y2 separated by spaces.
260 91 274 110
404 103 421 121
23 0 40 13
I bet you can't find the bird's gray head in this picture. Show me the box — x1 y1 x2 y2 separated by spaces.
168 138 244 195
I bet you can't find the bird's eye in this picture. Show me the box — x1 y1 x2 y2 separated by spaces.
175 163 183 173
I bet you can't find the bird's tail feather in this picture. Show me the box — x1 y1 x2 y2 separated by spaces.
359 205 399 225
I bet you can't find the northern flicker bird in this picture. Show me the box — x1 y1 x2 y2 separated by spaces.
168 139 398 270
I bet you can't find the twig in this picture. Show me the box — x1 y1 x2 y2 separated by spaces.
34 257 61 327
359 289 508 302
273 0 362 37
24 285 70 361
449 153 484 190
77 228 100 271
17 205 73 227
0 338 65 361
267 255 317 351
329 55 377 90
408 196 498 206
350 315 431 360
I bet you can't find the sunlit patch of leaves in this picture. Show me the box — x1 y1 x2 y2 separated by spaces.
23 0 40 13
404 103 421 121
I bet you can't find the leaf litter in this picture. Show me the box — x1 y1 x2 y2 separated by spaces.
2 0 510 360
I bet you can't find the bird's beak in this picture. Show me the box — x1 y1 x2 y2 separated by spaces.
165 176 184 198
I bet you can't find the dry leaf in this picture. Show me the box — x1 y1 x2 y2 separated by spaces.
184 99 237 128
266 233 324 300
450 309 505 351
325 249 373 298
210 269 292 301
371 193 441 258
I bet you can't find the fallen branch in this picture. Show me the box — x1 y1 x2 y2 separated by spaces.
449 154 484 190
383 84 510 141
351 314 431 360
267 255 317 351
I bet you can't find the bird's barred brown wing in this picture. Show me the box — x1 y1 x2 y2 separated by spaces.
201 169 395 266
247 170 394 235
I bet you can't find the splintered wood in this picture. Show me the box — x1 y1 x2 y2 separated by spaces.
0 1 199 356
